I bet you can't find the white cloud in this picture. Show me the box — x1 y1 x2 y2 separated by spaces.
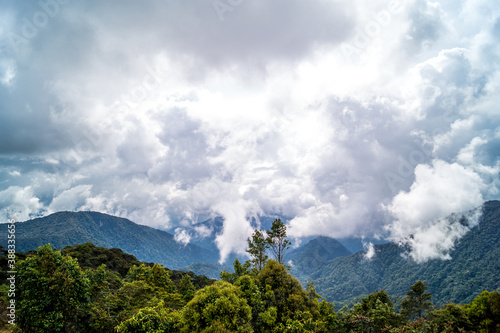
48 184 93 213
193 224 214 239
401 207 482 262
0 186 44 222
387 160 485 236
364 242 376 260
174 228 191 246
386 160 488 260
213 199 256 263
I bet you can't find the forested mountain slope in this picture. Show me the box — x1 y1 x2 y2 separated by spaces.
310 200 500 306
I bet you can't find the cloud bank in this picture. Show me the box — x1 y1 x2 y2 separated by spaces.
1 0 499 262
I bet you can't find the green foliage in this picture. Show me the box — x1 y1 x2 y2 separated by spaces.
388 317 427 333
266 219 291 265
220 258 252 284
88 264 123 301
0 245 27 284
257 260 312 325
318 299 339 331
177 274 196 303
466 290 500 332
235 275 265 320
360 290 393 312
15 244 91 332
247 229 269 271
256 306 278 331
87 292 123 333
427 303 472 332
0 284 9 328
0 242 216 333
87 277 182 332
62 242 139 277
170 269 215 290
235 274 284 332
341 290 401 332
115 302 182 333
181 280 253 332
306 281 321 303
401 281 433 320
126 263 175 293
178 262 228 280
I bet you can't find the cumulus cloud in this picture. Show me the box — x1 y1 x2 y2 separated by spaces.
0 186 44 222
387 160 485 234
48 184 93 213
386 160 488 260
1 0 500 262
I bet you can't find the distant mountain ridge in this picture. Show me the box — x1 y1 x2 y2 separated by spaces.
1 201 498 307
0 211 218 269
288 236 351 279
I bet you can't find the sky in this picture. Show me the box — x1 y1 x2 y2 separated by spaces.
0 0 499 263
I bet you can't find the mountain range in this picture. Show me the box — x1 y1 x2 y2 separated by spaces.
1 201 499 307
0 211 218 269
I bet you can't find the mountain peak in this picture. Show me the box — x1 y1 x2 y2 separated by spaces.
289 236 351 273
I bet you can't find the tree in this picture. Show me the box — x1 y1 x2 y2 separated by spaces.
266 219 291 265
177 274 196 303
317 299 339 332
181 281 253 332
428 303 472 332
257 260 311 326
247 229 269 271
220 258 252 284
466 290 500 332
360 289 393 313
88 271 180 332
345 290 401 332
401 280 433 320
15 244 91 332
306 281 321 303
115 302 182 333
235 274 269 331
125 263 175 293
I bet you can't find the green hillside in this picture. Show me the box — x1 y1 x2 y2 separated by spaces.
309 200 500 306
289 236 351 270
287 236 352 283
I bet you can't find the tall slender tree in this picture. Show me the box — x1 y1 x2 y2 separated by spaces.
247 229 269 271
401 280 433 320
266 219 291 265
